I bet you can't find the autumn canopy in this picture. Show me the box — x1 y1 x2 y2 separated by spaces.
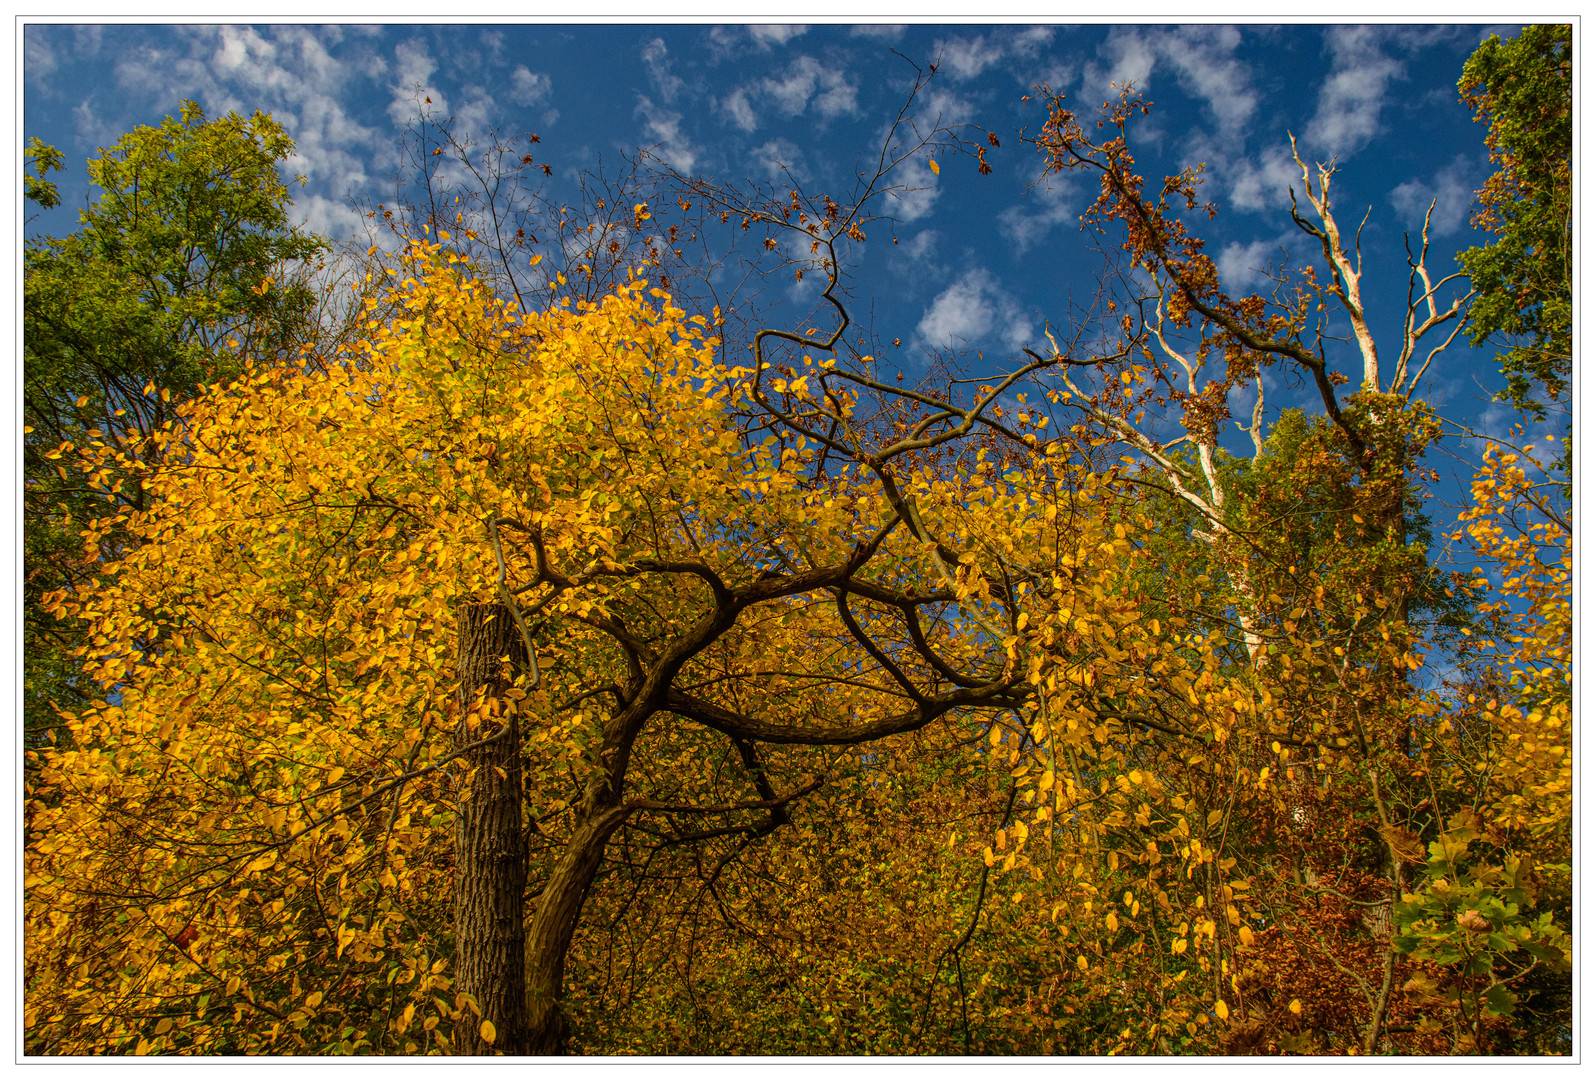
24 29 1571 1058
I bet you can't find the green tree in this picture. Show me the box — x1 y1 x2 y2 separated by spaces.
24 137 65 213
24 102 329 742
1457 25 1572 469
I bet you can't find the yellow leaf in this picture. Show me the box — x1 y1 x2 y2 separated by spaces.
1289 999 1302 1015
983 846 995 867
1077 954 1088 971
1238 926 1254 946
928 159 940 175
1215 999 1229 1020
480 1019 497 1044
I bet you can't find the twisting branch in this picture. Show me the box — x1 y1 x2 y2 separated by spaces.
486 515 542 689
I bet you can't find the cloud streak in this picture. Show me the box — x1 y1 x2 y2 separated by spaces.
1389 154 1477 238
917 269 1034 352
1307 26 1405 156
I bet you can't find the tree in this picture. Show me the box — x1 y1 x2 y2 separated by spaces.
24 136 65 213
27 213 1163 1053
23 62 1573 1058
1456 24 1572 469
1392 440 1572 1054
24 102 330 742
970 83 1572 1056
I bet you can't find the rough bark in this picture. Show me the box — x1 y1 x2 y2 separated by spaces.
453 602 530 1055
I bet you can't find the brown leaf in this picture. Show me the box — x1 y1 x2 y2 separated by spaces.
1379 824 1427 864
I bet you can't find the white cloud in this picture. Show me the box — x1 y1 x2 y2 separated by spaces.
750 25 807 49
640 37 681 104
709 24 807 56
25 28 58 82
1157 25 1257 134
1307 26 1405 156
1010 27 1054 57
814 70 859 118
293 191 373 242
114 43 185 99
1216 238 1279 293
901 229 939 265
635 96 696 173
1228 144 1302 213
348 42 387 81
916 86 977 129
851 25 906 41
934 27 1055 82
761 56 858 120
997 178 1078 256
722 88 758 132
1389 154 1475 237
919 272 993 345
750 138 808 183
763 61 815 116
73 25 103 58
72 97 116 149
286 94 378 192
938 33 1006 81
1084 28 1155 96
884 158 940 223
1081 26 1255 134
390 38 446 123
453 85 499 146
510 65 552 107
199 27 383 196
917 268 1034 352
1467 400 1565 462
104 25 384 204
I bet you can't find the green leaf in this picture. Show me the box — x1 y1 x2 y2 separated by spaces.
1482 984 1518 1017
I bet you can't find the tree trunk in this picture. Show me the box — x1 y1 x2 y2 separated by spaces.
453 603 530 1055
522 812 626 1054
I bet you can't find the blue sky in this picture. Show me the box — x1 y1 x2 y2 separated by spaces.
22 20 1543 509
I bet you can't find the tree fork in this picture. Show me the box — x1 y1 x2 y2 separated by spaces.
453 602 530 1055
